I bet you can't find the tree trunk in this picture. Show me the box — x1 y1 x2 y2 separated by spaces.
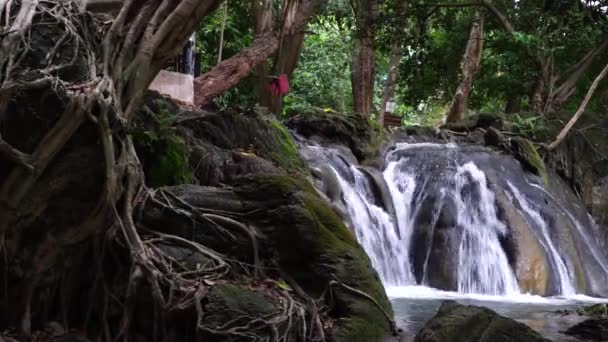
194 0 325 107
378 42 402 126
378 1 408 126
253 0 273 108
504 92 521 114
445 18 484 123
547 61 608 150
350 0 379 116
269 32 306 114
542 39 608 112
0 0 221 336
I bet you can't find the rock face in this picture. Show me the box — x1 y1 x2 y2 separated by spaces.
287 109 375 161
564 319 608 341
134 93 394 341
415 301 549 342
518 111 608 238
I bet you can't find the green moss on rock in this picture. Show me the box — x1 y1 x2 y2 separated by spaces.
179 108 307 175
287 110 375 161
511 137 548 185
236 174 392 341
131 94 192 187
415 301 549 342
204 284 276 329
441 113 505 132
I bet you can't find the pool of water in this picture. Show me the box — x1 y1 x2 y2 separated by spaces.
388 286 608 341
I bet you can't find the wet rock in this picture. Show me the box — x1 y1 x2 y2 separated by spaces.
557 304 608 318
358 166 397 221
510 137 548 185
415 301 550 342
145 174 394 341
188 143 281 186
203 284 275 329
441 113 504 132
564 318 608 341
494 188 549 295
287 110 373 161
420 200 461 291
484 127 508 149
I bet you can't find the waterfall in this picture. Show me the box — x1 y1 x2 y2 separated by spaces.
299 138 608 297
506 182 576 296
453 163 520 295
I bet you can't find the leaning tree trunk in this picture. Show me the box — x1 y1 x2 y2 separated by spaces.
547 60 608 150
0 0 221 337
267 0 307 114
253 0 273 108
445 17 484 123
378 42 402 126
194 0 325 107
350 0 379 116
542 39 608 113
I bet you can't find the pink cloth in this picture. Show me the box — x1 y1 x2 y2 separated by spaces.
270 74 289 96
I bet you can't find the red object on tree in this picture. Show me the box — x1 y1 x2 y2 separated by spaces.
270 74 289 96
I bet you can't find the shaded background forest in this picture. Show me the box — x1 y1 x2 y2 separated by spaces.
196 0 608 126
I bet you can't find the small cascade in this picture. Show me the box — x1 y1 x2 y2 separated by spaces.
298 137 608 298
454 163 520 295
506 182 576 296
328 164 415 285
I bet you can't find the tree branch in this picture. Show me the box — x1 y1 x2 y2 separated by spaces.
547 61 608 150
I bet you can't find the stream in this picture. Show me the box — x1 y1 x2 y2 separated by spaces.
297 135 608 340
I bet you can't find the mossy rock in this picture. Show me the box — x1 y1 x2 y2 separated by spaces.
286 110 374 161
441 113 505 132
235 174 393 341
204 284 276 330
157 243 211 271
178 108 307 175
146 174 394 341
564 318 608 341
415 301 549 342
510 137 548 185
131 92 192 187
557 303 608 318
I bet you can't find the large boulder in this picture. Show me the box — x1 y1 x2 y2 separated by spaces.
133 92 307 187
415 301 549 342
131 93 395 341
287 109 375 161
564 319 608 341
143 174 394 341
515 111 608 234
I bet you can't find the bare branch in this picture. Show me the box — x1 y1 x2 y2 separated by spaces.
547 61 608 150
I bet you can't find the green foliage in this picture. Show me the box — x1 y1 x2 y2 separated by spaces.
284 20 353 115
511 137 548 185
512 114 544 136
131 96 193 188
196 0 258 108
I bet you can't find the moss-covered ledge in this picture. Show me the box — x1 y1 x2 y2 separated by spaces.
236 173 394 341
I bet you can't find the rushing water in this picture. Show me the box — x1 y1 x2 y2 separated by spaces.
388 287 605 341
299 138 608 297
298 136 608 338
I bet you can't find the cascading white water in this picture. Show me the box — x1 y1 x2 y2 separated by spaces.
506 182 576 296
454 163 520 295
299 138 608 298
529 183 608 277
328 165 415 285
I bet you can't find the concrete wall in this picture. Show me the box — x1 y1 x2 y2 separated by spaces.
149 70 194 105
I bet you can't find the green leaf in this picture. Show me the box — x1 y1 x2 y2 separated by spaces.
275 279 292 291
